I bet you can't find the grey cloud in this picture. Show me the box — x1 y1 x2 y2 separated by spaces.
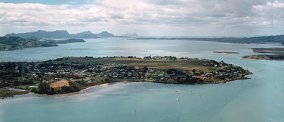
111 15 124 19
0 0 283 36
82 17 102 22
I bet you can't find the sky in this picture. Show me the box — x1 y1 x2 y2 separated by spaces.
0 0 284 37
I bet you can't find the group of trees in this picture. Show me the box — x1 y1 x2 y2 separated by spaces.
36 81 82 95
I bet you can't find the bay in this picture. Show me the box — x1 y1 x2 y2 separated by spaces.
0 38 283 122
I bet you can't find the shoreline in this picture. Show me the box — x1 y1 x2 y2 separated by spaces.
0 88 29 99
79 83 111 93
31 83 115 97
0 56 251 97
3 77 254 98
34 83 108 97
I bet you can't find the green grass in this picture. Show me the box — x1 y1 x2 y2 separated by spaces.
15 85 30 90
51 57 213 72
92 76 108 84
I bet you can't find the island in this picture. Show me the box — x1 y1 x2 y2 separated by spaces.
0 56 251 98
0 36 86 51
242 48 284 60
0 36 57 51
213 51 240 54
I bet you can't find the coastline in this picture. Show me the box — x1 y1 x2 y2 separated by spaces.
30 83 114 97
0 56 251 97
79 83 111 93
0 88 29 99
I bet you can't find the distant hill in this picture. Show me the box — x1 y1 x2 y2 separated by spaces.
136 35 284 45
0 36 56 51
70 31 99 38
190 35 284 45
5 30 115 39
0 36 87 51
5 30 70 39
97 31 115 38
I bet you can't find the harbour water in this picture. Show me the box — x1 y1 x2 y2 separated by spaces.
0 38 283 122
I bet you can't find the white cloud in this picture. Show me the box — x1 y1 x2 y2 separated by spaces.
0 0 283 36
252 1 284 26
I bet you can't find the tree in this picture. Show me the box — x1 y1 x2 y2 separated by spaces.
192 69 196 74
68 82 82 92
37 82 50 94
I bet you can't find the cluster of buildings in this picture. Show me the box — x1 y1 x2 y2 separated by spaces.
143 56 178 60
0 57 251 89
98 64 192 83
0 61 193 87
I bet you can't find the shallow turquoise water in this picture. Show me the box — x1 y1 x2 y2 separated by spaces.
0 38 283 122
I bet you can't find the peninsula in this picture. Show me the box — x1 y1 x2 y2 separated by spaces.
242 48 284 60
0 36 85 51
0 56 251 98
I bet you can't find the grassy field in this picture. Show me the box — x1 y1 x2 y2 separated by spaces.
121 60 210 71
51 57 216 72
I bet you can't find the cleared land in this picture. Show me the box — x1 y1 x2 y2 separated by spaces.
53 57 214 72
49 79 70 89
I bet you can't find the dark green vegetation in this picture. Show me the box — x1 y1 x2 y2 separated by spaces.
0 88 28 99
136 35 284 45
0 36 85 51
0 36 56 51
242 48 284 60
44 39 86 44
0 56 251 95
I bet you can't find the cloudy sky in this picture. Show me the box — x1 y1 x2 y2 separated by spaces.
0 0 283 37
